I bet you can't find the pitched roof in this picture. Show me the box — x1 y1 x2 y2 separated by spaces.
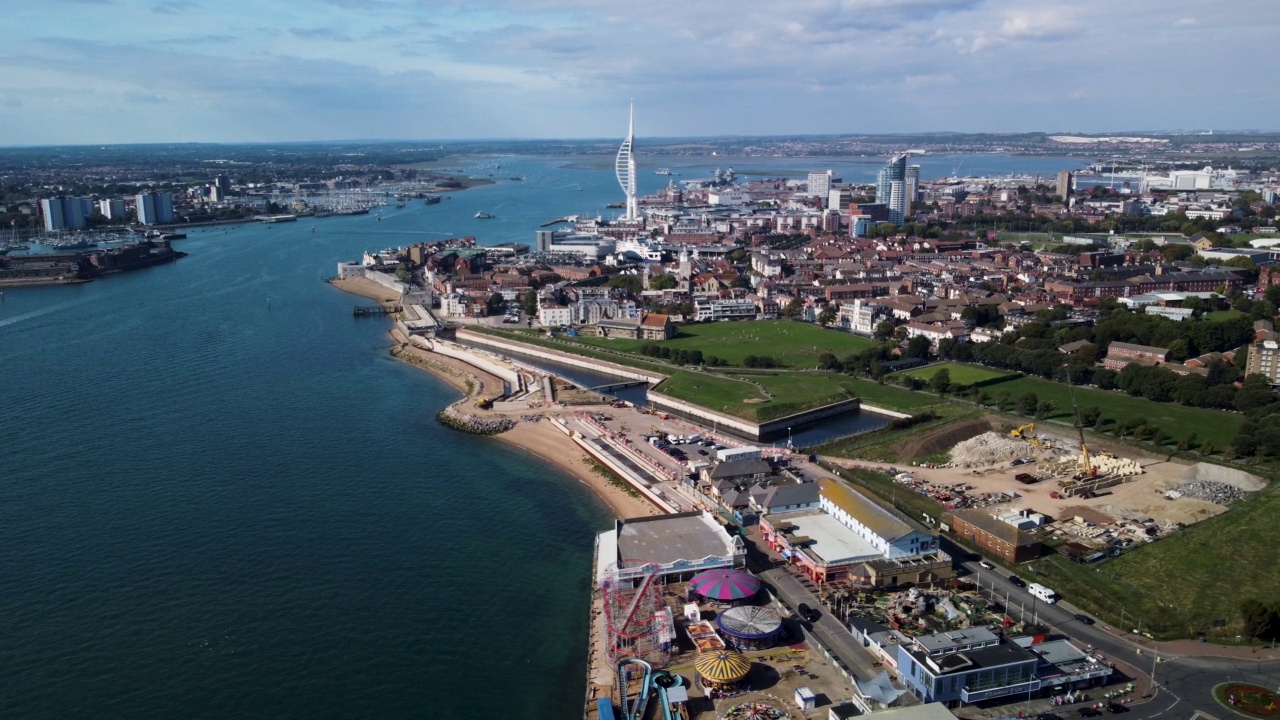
818 477 920 541
641 313 670 328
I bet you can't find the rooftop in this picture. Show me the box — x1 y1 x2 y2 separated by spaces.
819 477 921 541
774 510 882 565
616 511 738 566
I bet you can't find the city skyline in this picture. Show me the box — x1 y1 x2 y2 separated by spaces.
3 0 1279 145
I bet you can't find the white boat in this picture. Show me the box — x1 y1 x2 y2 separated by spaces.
654 168 671 176
474 212 496 219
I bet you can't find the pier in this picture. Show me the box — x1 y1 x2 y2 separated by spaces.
540 215 578 227
353 305 399 317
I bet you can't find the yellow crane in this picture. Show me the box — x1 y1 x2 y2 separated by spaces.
1011 423 1035 438
1069 384 1094 477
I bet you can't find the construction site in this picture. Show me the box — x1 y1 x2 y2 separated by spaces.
831 402 1270 564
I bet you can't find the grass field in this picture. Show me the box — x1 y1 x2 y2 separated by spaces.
568 320 877 368
986 375 1244 448
1204 309 1247 321
654 371 941 422
900 362 1017 387
1022 479 1280 640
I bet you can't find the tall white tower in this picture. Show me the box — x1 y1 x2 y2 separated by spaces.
615 103 638 220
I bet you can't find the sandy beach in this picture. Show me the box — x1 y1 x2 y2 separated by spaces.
328 276 403 305
330 283 660 521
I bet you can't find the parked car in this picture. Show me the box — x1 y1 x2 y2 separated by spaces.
1009 575 1027 588
979 560 995 570
1106 703 1129 714
1075 614 1096 625
797 603 820 622
1079 708 1102 718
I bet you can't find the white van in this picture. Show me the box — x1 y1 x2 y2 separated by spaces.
1027 583 1059 604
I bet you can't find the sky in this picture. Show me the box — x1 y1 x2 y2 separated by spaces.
3 0 1278 145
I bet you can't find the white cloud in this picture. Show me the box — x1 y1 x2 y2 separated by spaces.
0 0 1278 142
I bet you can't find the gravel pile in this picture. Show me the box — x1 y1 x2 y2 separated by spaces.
949 432 1038 467
1166 480 1246 505
1178 463 1266 491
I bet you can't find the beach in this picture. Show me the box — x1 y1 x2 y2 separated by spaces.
341 273 661 521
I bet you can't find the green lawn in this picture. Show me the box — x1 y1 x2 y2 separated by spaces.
987 376 1244 448
900 362 1017 387
1204 309 1247 322
567 319 877 368
653 370 941 423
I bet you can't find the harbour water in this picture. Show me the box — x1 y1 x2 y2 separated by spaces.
0 153 1083 718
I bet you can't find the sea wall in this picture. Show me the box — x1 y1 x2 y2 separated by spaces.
411 336 521 389
456 329 664 384
647 391 865 441
856 403 912 420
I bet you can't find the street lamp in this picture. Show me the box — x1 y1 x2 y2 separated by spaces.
787 426 792 448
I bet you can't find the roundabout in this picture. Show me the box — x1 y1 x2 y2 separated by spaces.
1214 682 1279 719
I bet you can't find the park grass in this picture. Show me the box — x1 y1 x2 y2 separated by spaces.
900 362 1017 387
1204 309 1247 322
567 319 877 368
653 371 768 420
985 375 1244 448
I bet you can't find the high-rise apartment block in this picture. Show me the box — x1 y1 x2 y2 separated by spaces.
40 196 88 232
808 171 833 202
1057 170 1073 201
99 198 126 220
136 191 175 225
876 155 912 225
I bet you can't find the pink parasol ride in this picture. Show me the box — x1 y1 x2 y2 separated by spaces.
689 568 761 601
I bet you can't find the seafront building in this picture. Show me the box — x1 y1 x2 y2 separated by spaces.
98 198 126 220
136 191 175 225
40 196 88 231
759 477 952 588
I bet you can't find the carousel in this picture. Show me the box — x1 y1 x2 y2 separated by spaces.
716 605 784 651
689 568 761 604
693 648 752 693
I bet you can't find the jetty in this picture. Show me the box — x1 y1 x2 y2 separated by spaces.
353 305 399 317
541 215 579 227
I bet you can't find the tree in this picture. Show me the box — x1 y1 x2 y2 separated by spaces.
522 289 539 316
606 274 642 294
394 263 412 283
1079 406 1102 426
1177 431 1198 452
486 292 505 314
905 335 932 360
1199 440 1214 456
1034 400 1058 420
1240 599 1280 641
929 368 952 394
873 320 895 341
1016 391 1039 416
817 305 838 327
782 297 804 320
995 390 1012 411
817 352 841 371
648 273 678 290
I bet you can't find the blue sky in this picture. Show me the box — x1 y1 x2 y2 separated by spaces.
3 0 1277 144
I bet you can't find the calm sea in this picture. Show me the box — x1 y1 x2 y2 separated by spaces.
0 153 1082 718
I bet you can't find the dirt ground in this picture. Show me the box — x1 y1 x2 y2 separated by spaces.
891 417 996 459
826 424 1260 528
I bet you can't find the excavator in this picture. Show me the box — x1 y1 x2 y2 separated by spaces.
1010 423 1035 439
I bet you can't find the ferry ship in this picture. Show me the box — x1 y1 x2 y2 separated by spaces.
653 168 672 176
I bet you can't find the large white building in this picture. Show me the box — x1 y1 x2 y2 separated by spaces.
808 171 833 202
98 198 126 220
136 191 175 225
40 196 88 232
693 297 757 322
